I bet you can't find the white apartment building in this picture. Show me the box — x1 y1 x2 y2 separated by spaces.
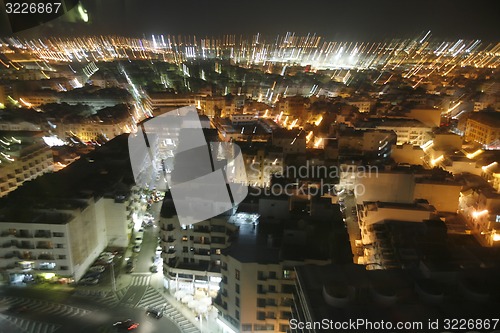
217 254 297 333
243 148 284 187
0 134 141 283
159 199 238 297
52 117 136 142
460 187 500 247
0 132 53 197
356 118 433 146
0 198 105 283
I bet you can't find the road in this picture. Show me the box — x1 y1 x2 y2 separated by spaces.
342 194 362 264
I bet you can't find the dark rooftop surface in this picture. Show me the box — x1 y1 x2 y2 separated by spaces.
356 117 429 128
467 111 500 127
295 263 500 333
0 134 135 223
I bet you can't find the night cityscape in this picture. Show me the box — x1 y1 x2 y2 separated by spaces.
0 1 499 333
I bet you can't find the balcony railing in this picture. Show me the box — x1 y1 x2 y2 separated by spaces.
18 243 35 249
193 227 210 233
34 232 52 238
36 245 54 249
193 239 211 245
16 233 33 238
38 254 55 260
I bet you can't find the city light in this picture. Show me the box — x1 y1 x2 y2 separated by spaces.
314 115 323 126
430 155 444 166
472 209 488 218
466 149 483 159
482 161 498 171
420 140 433 151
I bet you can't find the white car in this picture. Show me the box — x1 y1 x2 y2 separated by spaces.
134 235 143 245
98 252 114 261
133 244 141 253
99 251 113 256
88 265 105 273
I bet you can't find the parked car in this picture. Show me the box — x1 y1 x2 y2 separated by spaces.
88 265 106 273
96 257 114 265
134 236 143 245
82 274 101 282
133 244 141 253
150 265 158 273
100 252 114 258
79 277 99 285
126 261 135 273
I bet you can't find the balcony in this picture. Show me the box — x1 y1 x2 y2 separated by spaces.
193 226 210 234
36 244 54 250
16 231 33 238
18 243 35 249
18 253 35 260
35 230 52 238
3 252 16 259
280 298 293 307
38 254 55 260
193 239 211 246
165 249 176 259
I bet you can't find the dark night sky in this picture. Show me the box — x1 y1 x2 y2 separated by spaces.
3 0 500 40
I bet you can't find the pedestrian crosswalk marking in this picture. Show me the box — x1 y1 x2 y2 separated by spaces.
130 275 151 286
0 296 90 318
0 314 61 333
134 287 200 333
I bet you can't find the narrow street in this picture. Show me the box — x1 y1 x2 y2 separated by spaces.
342 194 362 264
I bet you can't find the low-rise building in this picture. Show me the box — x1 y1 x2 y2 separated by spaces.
464 112 500 148
355 117 432 146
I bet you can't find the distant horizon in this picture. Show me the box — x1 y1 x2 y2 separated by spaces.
2 31 499 43
1 0 499 41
